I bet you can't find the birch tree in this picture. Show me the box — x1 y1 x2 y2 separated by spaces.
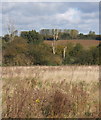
63 46 67 59
52 29 59 54
7 19 18 42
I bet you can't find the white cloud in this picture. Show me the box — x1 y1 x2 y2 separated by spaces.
1 2 99 36
56 8 81 24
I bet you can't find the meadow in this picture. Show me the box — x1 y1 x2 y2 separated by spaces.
1 66 99 118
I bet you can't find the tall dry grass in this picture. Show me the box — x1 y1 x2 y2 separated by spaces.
1 66 100 118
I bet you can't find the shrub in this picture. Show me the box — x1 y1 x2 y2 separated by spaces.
2 37 29 66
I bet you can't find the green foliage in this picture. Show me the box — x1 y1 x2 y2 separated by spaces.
75 50 93 65
88 31 95 36
2 37 29 66
73 47 99 65
78 31 96 40
2 33 100 66
89 47 99 64
56 43 74 58
59 32 71 40
28 44 62 65
39 29 100 40
2 34 10 43
43 35 54 40
69 43 83 57
63 54 74 64
70 29 79 39
63 43 99 65
20 30 43 44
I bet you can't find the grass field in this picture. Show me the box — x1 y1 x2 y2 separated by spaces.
44 40 100 49
2 66 100 118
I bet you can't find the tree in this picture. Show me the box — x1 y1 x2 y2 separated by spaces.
89 47 99 64
7 19 18 42
69 43 83 57
59 32 70 40
78 33 84 39
88 31 95 36
88 31 96 39
2 37 29 66
20 30 43 44
2 34 10 43
74 50 92 65
63 47 67 59
70 29 79 39
28 43 62 65
52 29 59 54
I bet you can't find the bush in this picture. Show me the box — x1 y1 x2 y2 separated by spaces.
2 35 99 66
69 43 83 57
2 37 29 66
28 44 62 65
74 50 93 65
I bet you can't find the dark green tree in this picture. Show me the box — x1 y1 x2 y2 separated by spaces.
2 34 10 43
20 30 43 44
69 43 83 57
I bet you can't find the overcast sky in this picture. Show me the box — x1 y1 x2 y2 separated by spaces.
1 2 99 36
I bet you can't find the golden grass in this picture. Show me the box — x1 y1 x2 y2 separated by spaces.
1 66 100 118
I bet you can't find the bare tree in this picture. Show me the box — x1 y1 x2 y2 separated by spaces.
7 19 18 42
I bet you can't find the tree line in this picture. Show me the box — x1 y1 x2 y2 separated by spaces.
2 29 101 66
3 29 101 42
39 29 101 40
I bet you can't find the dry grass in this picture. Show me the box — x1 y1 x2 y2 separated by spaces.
1 66 100 118
44 40 100 49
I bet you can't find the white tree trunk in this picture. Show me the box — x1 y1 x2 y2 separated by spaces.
52 29 59 55
52 42 56 54
63 47 67 59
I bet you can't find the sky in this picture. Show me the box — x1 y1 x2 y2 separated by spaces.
1 1 100 36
